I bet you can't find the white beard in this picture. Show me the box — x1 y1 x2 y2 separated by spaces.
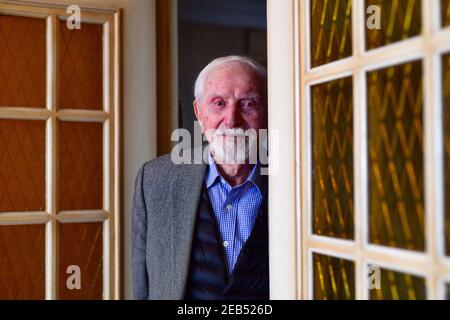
207 127 258 165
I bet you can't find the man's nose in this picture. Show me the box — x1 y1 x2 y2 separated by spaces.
224 102 243 128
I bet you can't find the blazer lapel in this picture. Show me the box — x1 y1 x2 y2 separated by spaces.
171 162 207 299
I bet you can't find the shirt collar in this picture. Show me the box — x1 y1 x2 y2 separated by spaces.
205 152 266 194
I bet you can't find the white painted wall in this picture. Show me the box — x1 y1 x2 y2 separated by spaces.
21 0 158 299
120 0 157 300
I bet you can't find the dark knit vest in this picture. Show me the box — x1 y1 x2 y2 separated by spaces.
184 185 269 300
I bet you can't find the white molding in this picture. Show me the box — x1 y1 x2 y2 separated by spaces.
0 108 51 120
267 0 298 300
113 10 121 301
45 13 58 300
56 210 108 222
0 212 50 224
0 0 118 14
299 0 308 300
56 110 109 122
294 0 302 300
353 0 365 299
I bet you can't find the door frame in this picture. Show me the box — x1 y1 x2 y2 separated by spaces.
267 0 299 299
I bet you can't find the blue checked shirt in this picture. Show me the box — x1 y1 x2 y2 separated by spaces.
205 153 265 275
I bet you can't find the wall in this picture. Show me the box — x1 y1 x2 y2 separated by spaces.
178 23 267 136
178 0 266 29
21 0 158 299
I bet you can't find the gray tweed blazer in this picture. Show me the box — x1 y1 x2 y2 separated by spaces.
132 154 207 300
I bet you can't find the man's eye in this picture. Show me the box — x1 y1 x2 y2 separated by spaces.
241 100 258 109
214 100 226 107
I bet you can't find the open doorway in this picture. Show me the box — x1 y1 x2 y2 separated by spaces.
177 0 267 137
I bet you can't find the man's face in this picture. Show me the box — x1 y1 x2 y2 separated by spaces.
194 63 267 164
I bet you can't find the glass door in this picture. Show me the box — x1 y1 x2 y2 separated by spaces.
0 2 120 299
297 0 450 299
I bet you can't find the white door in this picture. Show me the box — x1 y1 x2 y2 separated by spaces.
267 0 450 299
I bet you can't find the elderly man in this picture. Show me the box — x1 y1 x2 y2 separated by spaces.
132 56 269 300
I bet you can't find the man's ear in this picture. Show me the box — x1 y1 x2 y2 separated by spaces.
193 100 201 120
193 100 204 133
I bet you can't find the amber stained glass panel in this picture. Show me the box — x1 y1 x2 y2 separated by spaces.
59 121 103 210
443 0 450 27
313 253 355 299
367 60 424 251
370 267 426 300
310 0 352 67
365 0 421 50
0 120 45 212
59 21 103 110
312 77 354 239
59 222 103 299
0 224 45 299
0 14 46 107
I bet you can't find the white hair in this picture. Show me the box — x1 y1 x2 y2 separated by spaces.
194 55 267 102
